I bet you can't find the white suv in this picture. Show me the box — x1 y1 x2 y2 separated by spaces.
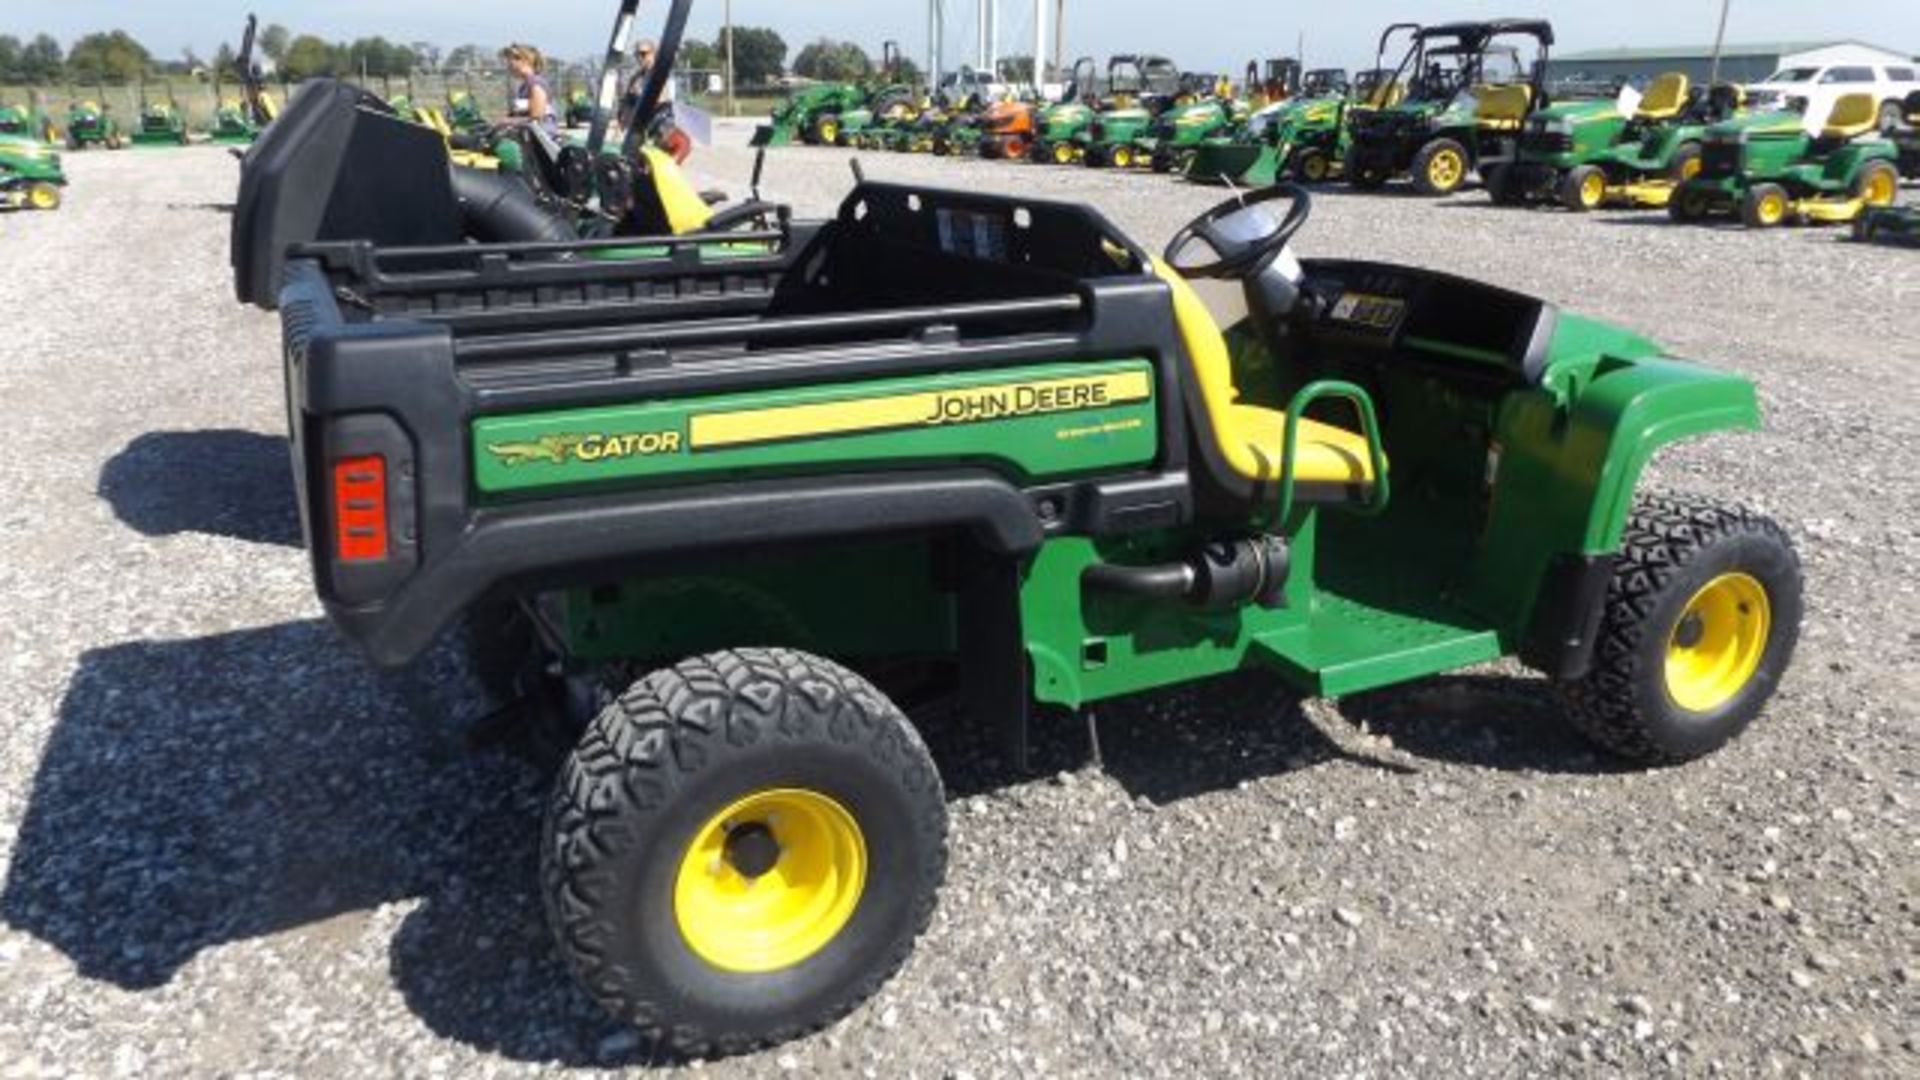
1743 62 1920 132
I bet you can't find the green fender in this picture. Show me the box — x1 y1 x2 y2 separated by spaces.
1473 344 1760 638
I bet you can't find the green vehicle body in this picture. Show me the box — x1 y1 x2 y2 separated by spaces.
130 85 191 146
753 83 869 147
0 100 59 144
0 133 67 210
1488 77 1746 210
1671 106 1901 226
1079 54 1181 168
63 98 124 150
1131 97 1244 173
446 88 491 135
1186 86 1357 187
470 272 1756 709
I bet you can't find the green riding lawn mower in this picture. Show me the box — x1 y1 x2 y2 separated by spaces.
130 83 192 146
1185 42 1395 189
1343 20 1553 196
0 132 66 211
1028 57 1100 164
1488 72 1744 211
1130 78 1247 174
64 96 125 150
232 1 1804 1060
1078 54 1182 168
825 43 917 148
1669 92 1901 228
0 97 60 144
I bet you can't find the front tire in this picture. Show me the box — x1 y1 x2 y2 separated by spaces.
1560 164 1607 212
1343 145 1389 189
1556 496 1801 765
1741 182 1790 228
543 648 948 1058
1291 146 1332 183
1411 137 1470 195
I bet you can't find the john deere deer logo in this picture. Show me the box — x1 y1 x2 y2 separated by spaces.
487 434 585 466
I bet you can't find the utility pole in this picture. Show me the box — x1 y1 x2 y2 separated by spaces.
1032 0 1045 96
1053 0 1065 86
1708 0 1732 85
724 0 734 117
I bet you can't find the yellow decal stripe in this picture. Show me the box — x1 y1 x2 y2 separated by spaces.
689 371 1153 451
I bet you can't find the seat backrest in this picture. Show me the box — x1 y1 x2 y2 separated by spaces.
638 144 715 234
1474 84 1532 124
1368 81 1405 108
1822 92 1877 139
1636 72 1689 121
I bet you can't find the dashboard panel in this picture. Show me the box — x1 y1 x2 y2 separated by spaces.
1300 259 1558 386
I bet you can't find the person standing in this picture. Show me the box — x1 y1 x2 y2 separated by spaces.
500 44 560 134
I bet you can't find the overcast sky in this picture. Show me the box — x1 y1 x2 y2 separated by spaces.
8 1 1918 73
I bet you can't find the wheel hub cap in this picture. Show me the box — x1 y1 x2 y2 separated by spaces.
673 788 867 973
1665 572 1771 712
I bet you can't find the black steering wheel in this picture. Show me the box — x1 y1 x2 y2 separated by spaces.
1162 183 1312 280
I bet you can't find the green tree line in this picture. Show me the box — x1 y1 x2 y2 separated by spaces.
0 23 911 90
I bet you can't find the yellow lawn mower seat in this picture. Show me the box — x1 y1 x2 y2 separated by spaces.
1473 85 1533 131
1635 73 1689 122
1820 93 1878 140
1153 262 1379 505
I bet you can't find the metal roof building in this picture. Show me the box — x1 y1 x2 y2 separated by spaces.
1546 40 1916 88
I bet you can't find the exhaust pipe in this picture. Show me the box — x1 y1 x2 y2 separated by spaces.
449 167 579 244
1082 536 1289 611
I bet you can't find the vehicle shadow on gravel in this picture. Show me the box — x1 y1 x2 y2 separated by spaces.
0 620 669 1067
98 430 301 547
1337 674 1624 775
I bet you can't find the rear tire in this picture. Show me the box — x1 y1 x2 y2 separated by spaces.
1556 495 1801 765
1669 183 1713 223
26 182 61 211
1850 159 1900 208
1483 163 1524 205
1410 137 1470 195
543 648 947 1058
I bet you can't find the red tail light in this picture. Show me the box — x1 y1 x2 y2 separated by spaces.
332 455 389 562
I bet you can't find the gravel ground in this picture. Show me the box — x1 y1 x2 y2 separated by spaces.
0 127 1916 1077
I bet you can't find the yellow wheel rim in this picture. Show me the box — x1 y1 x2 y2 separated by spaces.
1680 156 1703 181
1301 154 1327 181
673 787 867 974
1428 148 1463 188
1580 172 1606 208
1665 573 1771 713
820 120 839 144
1055 142 1075 164
1758 192 1787 225
1863 169 1896 206
28 184 59 210
1112 146 1132 168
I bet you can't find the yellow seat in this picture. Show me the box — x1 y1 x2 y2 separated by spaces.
1474 85 1533 131
637 145 717 234
1368 81 1405 109
1636 72 1689 122
1821 92 1877 140
1153 261 1378 492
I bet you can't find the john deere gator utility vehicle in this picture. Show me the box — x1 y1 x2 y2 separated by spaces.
64 95 124 149
1670 92 1901 227
1487 73 1743 211
130 82 191 146
0 132 66 210
1029 57 1099 163
1343 20 1553 196
235 3 1802 1058
1079 54 1181 168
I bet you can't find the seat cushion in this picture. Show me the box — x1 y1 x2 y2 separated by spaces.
1221 404 1377 486
1821 92 1877 141
1636 72 1690 121
1474 85 1533 129
1152 260 1379 494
